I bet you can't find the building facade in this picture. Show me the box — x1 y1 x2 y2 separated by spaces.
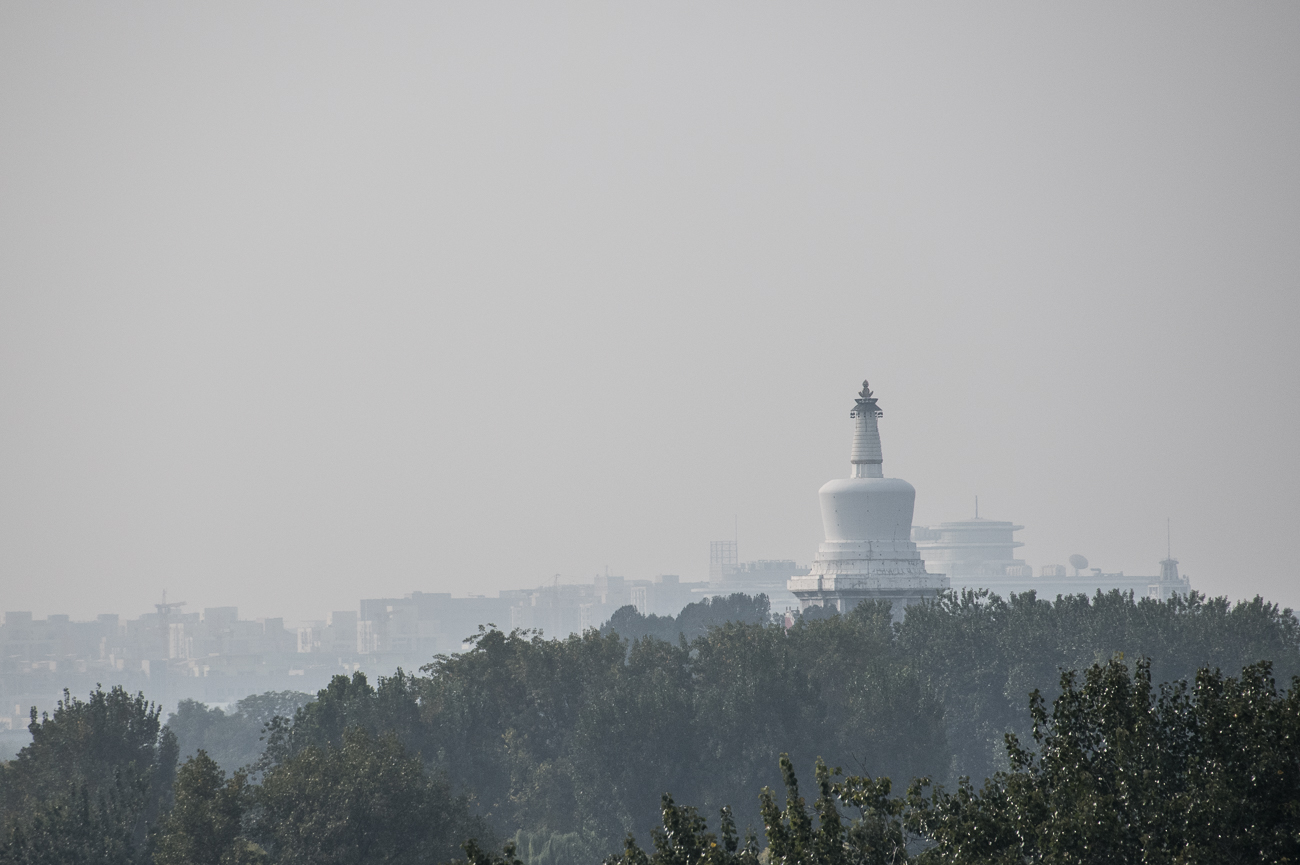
911 519 1193 601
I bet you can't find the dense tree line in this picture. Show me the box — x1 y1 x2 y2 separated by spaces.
1 588 1297 864
0 687 176 864
263 598 944 855
898 589 1300 780
905 657 1300 862
0 687 485 865
167 692 313 776
591 657 1300 864
599 594 772 644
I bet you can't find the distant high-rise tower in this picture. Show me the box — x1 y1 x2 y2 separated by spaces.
709 540 738 581
788 380 949 619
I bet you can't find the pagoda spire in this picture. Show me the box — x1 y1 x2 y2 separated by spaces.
850 380 884 478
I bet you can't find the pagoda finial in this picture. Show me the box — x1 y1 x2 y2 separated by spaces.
851 379 882 419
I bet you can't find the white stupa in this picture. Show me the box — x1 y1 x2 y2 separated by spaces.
787 380 949 619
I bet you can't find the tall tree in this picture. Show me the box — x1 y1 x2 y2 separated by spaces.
168 692 312 775
252 725 489 865
0 685 177 863
905 658 1300 863
154 751 263 865
896 588 1300 781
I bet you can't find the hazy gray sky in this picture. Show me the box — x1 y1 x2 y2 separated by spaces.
2 3 1298 622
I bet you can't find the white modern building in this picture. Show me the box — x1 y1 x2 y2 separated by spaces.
911 518 1193 601
788 381 949 619
912 518 1030 580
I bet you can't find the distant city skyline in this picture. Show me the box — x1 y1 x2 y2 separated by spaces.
0 550 1198 743
0 519 1209 624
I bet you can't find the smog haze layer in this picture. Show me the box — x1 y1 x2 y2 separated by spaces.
1 3 1298 620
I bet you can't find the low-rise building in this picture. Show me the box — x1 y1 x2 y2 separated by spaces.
911 520 1193 600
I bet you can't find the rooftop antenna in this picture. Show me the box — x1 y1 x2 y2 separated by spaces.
1167 517 1171 559
975 495 979 519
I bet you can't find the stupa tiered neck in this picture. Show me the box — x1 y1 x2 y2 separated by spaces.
849 381 884 479
788 378 949 620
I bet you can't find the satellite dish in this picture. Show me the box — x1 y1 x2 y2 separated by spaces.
1068 554 1088 575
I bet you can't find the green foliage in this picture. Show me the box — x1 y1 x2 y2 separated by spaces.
897 588 1300 780
259 671 426 770
602 594 773 644
606 754 905 865
244 590 1300 860
606 797 759 865
251 606 940 854
625 654 1300 864
513 830 610 865
688 604 946 831
3 686 171 812
0 784 139 865
452 839 526 865
154 751 264 865
252 725 489 865
0 685 177 864
413 607 941 850
758 755 909 865
905 657 1300 863
154 726 487 865
5 590 1298 865
167 692 312 776
419 628 632 838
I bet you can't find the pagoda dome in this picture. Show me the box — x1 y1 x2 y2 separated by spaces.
819 476 917 543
